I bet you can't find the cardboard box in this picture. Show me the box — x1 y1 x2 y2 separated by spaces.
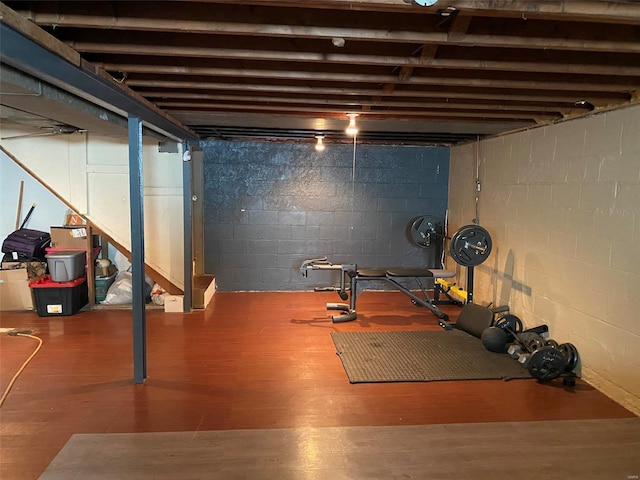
193 275 216 309
1 261 47 279
164 295 184 313
50 226 99 250
0 267 34 311
64 213 85 226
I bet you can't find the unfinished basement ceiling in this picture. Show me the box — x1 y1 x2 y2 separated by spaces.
2 0 640 145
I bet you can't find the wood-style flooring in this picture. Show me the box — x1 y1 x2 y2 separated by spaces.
39 419 640 480
0 291 635 479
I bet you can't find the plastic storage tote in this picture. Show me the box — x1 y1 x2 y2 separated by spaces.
46 250 85 282
29 275 88 316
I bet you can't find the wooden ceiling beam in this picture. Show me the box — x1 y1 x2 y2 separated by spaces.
70 42 640 77
0 3 81 66
447 13 472 42
385 42 434 102
398 43 439 83
24 13 640 53
144 92 575 114
413 1 640 25
172 110 534 127
158 102 561 121
102 63 636 92
129 81 627 106
167 1 640 25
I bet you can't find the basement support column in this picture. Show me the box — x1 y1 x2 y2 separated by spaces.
182 146 193 312
128 115 147 384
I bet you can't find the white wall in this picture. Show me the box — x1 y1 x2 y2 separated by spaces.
449 105 640 415
0 151 68 236
0 124 185 290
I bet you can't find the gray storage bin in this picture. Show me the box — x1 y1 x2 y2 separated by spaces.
46 250 86 282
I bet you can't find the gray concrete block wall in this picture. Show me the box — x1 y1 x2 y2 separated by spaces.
448 104 640 415
203 141 449 291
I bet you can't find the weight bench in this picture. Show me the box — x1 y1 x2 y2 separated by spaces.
300 258 455 323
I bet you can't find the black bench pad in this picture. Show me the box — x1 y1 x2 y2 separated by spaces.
356 269 387 277
385 268 433 277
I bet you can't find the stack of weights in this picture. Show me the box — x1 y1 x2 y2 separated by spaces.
481 314 579 384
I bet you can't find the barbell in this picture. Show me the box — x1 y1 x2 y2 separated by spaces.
527 346 570 382
409 216 493 267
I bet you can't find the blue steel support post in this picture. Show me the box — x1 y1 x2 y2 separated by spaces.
182 146 193 313
128 115 147 384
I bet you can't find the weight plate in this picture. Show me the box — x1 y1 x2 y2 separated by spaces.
517 332 545 352
558 343 579 372
408 215 444 249
527 347 568 382
544 339 559 348
494 314 523 336
528 335 546 352
449 224 493 267
567 343 579 371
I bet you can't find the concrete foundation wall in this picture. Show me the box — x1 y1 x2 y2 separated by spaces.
449 105 640 415
202 141 450 291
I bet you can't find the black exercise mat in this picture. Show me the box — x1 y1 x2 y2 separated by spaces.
330 329 532 383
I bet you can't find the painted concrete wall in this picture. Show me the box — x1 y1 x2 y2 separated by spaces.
0 125 184 289
448 105 640 415
203 140 450 291
0 151 68 236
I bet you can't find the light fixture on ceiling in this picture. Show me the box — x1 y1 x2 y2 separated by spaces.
575 100 595 111
414 0 439 5
346 113 359 136
315 134 326 152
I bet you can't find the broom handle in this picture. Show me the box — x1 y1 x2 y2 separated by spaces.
19 203 36 230
15 181 24 230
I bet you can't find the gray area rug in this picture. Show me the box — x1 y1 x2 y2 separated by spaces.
39 419 640 480
330 329 532 383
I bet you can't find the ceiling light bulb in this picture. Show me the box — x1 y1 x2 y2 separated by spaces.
346 113 359 136
414 0 438 5
315 135 325 152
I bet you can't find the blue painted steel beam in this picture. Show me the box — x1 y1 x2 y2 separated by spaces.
128 115 147 384
0 23 199 143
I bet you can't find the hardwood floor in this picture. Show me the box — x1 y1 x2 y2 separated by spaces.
0 291 635 479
